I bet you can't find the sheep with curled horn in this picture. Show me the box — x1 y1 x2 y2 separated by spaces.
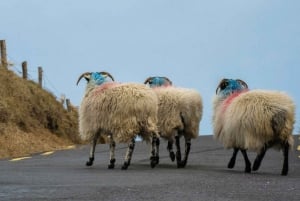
77 72 159 170
144 76 203 168
212 78 295 175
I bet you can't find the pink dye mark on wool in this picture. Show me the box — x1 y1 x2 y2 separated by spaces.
92 82 121 95
222 90 249 112
153 85 173 90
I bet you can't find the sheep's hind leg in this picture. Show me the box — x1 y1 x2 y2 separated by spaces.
150 134 160 168
252 145 267 172
241 149 251 173
178 137 191 168
175 135 183 168
167 140 175 162
108 136 116 169
228 148 239 169
86 136 99 166
122 138 135 170
281 142 289 176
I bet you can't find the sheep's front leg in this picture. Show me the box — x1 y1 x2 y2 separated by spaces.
108 135 116 169
150 134 159 168
86 135 99 166
241 149 251 173
228 148 239 169
178 137 191 168
122 138 135 170
281 142 289 176
252 145 267 172
167 140 175 162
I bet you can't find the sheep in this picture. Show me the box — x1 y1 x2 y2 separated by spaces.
77 71 159 170
144 76 203 168
212 78 295 175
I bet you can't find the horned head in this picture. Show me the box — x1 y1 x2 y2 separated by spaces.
216 78 248 96
76 71 114 85
144 76 172 87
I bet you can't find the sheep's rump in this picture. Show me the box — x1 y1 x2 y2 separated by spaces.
79 83 158 143
154 87 203 140
213 90 295 152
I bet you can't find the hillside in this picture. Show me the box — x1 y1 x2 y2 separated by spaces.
0 68 81 158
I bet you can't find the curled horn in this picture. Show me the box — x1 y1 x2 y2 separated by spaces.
144 77 153 84
237 79 248 89
162 77 172 85
99 71 115 81
76 72 91 85
216 78 228 94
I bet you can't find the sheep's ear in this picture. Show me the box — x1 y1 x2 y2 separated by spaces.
237 79 248 89
99 71 114 81
76 72 91 85
216 79 228 94
144 77 153 84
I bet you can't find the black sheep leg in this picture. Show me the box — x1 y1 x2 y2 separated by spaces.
241 149 251 173
108 136 116 169
175 135 183 168
281 142 289 176
150 134 160 168
86 135 99 166
167 140 175 162
178 137 191 168
228 148 239 169
252 146 267 171
122 138 135 170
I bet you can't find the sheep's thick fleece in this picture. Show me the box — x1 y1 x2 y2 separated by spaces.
154 87 203 140
213 90 295 152
79 83 158 143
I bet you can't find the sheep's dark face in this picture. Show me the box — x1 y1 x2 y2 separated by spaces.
216 79 248 97
145 76 172 88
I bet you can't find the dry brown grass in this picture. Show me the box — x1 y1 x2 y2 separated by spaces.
0 68 82 159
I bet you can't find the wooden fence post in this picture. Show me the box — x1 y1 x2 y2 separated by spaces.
22 61 28 79
38 66 43 87
0 40 8 69
66 99 71 112
60 94 66 105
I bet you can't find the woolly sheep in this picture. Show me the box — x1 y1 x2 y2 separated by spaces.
144 76 203 168
77 72 159 170
213 78 295 175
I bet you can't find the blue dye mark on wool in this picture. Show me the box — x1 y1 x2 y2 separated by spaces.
90 72 109 85
219 79 246 97
149 77 167 87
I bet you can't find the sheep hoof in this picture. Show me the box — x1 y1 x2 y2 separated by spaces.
281 169 288 176
150 156 159 168
150 161 156 168
108 164 115 169
281 172 288 176
227 160 235 169
169 152 175 162
86 157 94 166
245 166 251 173
177 161 186 168
122 162 129 170
108 158 116 169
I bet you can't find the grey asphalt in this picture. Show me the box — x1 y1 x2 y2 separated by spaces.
0 135 299 201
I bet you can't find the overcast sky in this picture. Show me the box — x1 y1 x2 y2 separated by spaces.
1 0 299 135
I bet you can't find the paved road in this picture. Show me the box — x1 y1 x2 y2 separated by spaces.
0 135 299 201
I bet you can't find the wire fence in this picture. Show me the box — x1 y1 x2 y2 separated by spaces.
0 40 74 112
